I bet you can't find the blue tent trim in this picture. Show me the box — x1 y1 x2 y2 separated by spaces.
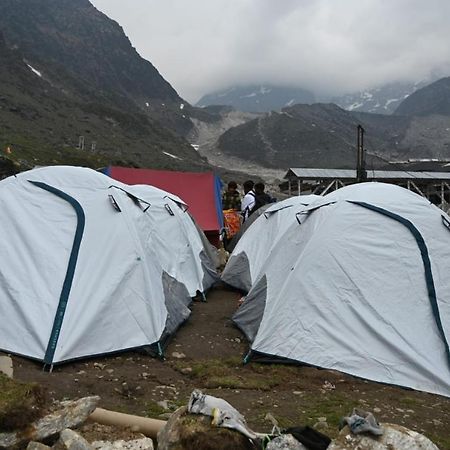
28 181 86 366
213 174 224 229
350 200 450 369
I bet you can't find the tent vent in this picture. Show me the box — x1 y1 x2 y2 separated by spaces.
125 192 151 212
108 195 121 212
443 215 450 232
165 204 174 216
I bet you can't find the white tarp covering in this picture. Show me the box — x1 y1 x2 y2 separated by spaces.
222 195 320 292
234 183 450 397
0 166 217 364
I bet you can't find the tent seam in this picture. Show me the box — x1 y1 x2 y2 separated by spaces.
28 180 85 366
349 200 450 370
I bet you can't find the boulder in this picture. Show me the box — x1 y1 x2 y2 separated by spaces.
329 423 439 450
266 434 307 449
0 396 99 448
157 406 256 450
91 438 154 450
54 429 93 450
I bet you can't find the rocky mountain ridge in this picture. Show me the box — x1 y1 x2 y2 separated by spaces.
2 0 450 178
331 80 432 115
212 102 450 170
0 0 209 171
196 79 438 115
394 77 450 116
196 85 315 113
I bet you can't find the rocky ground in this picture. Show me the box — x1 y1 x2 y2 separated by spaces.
189 111 286 187
4 284 450 449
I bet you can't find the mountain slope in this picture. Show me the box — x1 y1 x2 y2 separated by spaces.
0 0 179 105
197 85 315 113
0 33 205 171
394 77 450 116
216 103 450 169
0 0 210 170
331 81 431 115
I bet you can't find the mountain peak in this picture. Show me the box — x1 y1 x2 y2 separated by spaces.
197 84 315 113
394 77 450 116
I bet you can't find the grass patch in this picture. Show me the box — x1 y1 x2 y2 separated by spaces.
145 401 168 418
145 397 188 418
397 396 422 407
295 392 356 438
172 358 292 391
0 373 47 431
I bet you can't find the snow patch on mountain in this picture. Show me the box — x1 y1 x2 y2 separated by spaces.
163 151 182 160
26 63 42 77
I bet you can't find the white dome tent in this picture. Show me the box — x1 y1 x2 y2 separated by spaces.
222 195 320 292
233 183 450 397
0 166 217 365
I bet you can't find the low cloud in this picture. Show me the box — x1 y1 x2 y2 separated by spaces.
91 0 450 103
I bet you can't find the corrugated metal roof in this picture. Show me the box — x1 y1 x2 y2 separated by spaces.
285 168 450 181
286 168 356 179
370 170 450 180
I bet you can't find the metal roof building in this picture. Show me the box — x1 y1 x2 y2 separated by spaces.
283 168 450 210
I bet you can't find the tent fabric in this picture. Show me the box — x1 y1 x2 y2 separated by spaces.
222 195 320 292
105 166 223 233
225 203 271 253
233 183 450 397
0 166 217 364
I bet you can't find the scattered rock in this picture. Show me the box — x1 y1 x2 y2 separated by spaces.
26 443 51 450
267 434 307 449
329 423 440 449
0 356 13 378
322 381 335 391
55 428 92 450
0 396 99 448
92 438 154 450
171 352 186 359
180 367 192 375
313 417 328 431
373 407 382 413
93 363 106 370
157 400 171 411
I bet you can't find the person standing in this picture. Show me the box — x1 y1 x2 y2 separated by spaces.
240 180 255 222
222 181 242 247
249 182 275 216
222 181 241 211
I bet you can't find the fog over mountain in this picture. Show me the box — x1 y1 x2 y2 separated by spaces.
91 0 450 104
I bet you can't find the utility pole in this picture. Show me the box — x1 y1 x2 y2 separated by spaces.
356 125 367 183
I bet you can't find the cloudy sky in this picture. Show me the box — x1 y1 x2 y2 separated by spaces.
91 0 450 104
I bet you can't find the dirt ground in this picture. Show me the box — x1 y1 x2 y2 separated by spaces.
8 284 450 449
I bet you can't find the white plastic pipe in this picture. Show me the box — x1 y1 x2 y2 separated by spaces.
88 407 167 438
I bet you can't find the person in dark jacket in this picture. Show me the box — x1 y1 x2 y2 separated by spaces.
249 182 275 216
